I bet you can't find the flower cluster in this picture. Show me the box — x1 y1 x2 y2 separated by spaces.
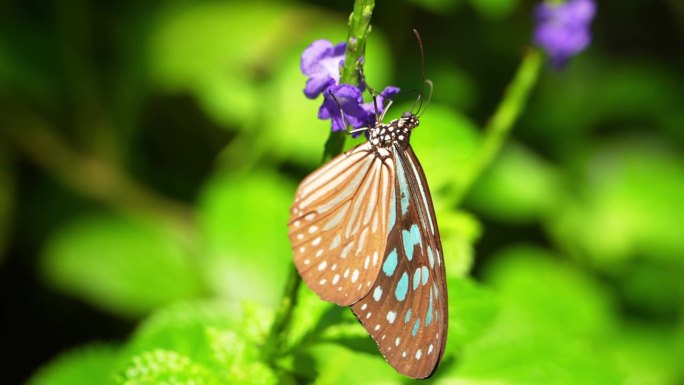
301 39 399 135
534 0 596 68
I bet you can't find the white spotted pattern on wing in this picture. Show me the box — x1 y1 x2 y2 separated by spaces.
288 142 397 306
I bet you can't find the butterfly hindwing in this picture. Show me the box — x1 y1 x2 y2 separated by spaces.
289 142 395 306
351 144 447 379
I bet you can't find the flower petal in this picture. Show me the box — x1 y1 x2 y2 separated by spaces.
300 40 333 76
360 86 402 128
533 0 596 68
304 77 334 99
380 86 401 99
318 84 367 132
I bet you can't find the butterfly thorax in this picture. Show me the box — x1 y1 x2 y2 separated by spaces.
368 114 419 150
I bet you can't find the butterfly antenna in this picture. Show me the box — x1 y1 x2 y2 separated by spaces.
419 79 433 117
358 66 383 125
411 29 432 117
329 89 351 134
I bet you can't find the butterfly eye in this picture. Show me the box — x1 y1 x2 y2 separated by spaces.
401 111 413 119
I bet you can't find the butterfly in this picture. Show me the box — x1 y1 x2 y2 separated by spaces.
288 106 447 378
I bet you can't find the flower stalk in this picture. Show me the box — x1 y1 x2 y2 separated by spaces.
324 0 375 162
449 48 543 207
264 0 375 363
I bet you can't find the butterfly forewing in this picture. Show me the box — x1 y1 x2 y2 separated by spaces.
351 144 447 379
289 142 395 306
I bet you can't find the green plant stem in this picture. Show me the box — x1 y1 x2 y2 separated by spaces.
323 0 375 162
448 48 543 207
264 0 375 363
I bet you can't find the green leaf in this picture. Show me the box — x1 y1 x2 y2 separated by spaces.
197 171 295 309
430 64 479 112
614 259 684 319
484 246 616 337
466 142 563 223
148 2 306 127
27 344 119 385
609 323 684 385
119 301 276 385
547 138 684 266
439 210 481 277
115 349 217 385
446 277 498 352
442 246 622 384
308 343 401 384
40 214 203 318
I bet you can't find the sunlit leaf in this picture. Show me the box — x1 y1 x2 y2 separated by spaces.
446 276 498 353
439 210 481 277
197 171 295 309
27 344 118 385
466 142 563 223
148 2 309 127
440 246 622 384
547 138 684 266
308 343 401 384
40 214 203 318
118 300 276 385
115 349 217 385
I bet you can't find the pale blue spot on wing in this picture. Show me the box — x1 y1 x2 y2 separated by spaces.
426 288 434 326
388 185 397 232
402 224 421 261
412 318 421 336
405 308 412 324
421 266 429 286
412 268 421 290
433 282 439 299
373 286 383 301
383 249 398 277
395 272 409 301
427 246 434 268
396 157 410 215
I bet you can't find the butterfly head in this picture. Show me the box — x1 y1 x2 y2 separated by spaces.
368 112 419 149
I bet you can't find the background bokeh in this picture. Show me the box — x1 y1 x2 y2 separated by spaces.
1 0 683 384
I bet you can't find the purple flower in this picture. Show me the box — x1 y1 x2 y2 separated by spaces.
301 38 402 133
534 0 596 68
301 40 347 98
361 86 401 126
318 84 368 133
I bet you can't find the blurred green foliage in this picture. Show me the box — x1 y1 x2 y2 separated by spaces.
1 0 683 384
